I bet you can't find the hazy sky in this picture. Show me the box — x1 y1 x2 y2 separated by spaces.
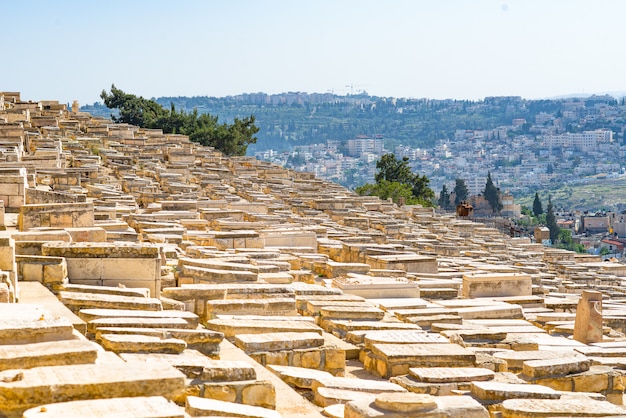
4 0 626 105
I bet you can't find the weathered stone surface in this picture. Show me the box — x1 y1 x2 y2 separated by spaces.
201 360 257 381
204 318 323 338
77 308 199 327
0 339 98 371
0 304 74 344
120 350 219 378
235 332 324 352
314 387 377 407
374 392 437 413
470 381 561 401
311 376 406 394
501 396 626 417
409 367 495 383
185 396 283 418
267 364 335 389
87 317 193 335
205 298 297 317
573 290 603 344
494 350 585 371
22 396 186 418
99 333 187 354
320 305 384 321
363 331 447 351
371 343 476 366
522 356 591 378
59 291 163 312
0 363 185 417
344 395 489 418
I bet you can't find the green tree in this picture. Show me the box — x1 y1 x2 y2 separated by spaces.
438 184 450 210
453 178 469 205
357 153 434 206
546 196 559 244
355 181 419 206
532 192 544 217
483 171 502 213
100 85 258 156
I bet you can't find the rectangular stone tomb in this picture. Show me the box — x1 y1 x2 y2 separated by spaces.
87 317 193 335
185 396 282 418
59 291 163 312
0 363 185 417
95 327 223 355
235 332 324 352
319 305 385 321
0 304 74 344
78 308 199 327
204 318 323 338
501 397 626 418
22 396 186 418
205 298 297 317
522 356 591 378
323 320 421 338
0 340 99 371
408 367 495 383
366 343 476 378
471 381 560 402
493 350 586 371
363 331 449 351
344 394 489 418
462 273 532 298
99 334 187 354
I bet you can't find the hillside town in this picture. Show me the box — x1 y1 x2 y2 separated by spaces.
5 91 626 417
253 95 626 209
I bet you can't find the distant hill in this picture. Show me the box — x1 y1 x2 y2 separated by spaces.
516 176 626 213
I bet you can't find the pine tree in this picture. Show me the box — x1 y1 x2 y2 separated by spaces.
453 178 469 206
532 192 543 217
483 171 502 213
438 185 450 210
546 196 559 244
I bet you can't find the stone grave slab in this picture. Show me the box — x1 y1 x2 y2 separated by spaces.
304 300 373 316
409 367 495 383
311 375 406 394
267 364 334 389
314 387 376 407
205 298 297 317
319 305 384 321
22 396 186 418
0 304 74 344
494 349 586 371
471 381 561 402
78 308 199 327
368 297 428 311
344 394 489 418
185 396 282 418
202 379 276 409
501 396 626 417
0 363 185 417
322 319 422 338
234 332 324 352
99 333 187 354
87 317 193 335
204 318 323 338
120 349 221 378
95 327 223 356
0 339 98 371
363 330 448 351
522 356 591 378
59 291 163 312
456 304 524 320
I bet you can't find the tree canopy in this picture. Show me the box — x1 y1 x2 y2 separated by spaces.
100 85 258 156
438 184 451 210
356 153 434 206
453 178 469 206
546 196 559 244
483 171 502 213
532 192 544 217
